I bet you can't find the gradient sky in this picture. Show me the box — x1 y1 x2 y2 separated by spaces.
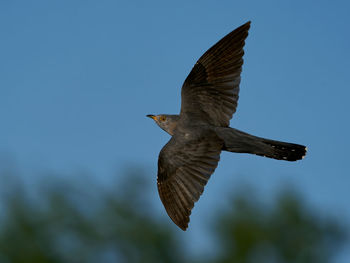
1 1 349 261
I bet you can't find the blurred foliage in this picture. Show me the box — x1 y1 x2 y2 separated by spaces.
215 189 347 263
0 170 348 263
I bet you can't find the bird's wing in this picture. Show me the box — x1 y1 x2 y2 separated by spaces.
157 132 222 230
180 21 251 127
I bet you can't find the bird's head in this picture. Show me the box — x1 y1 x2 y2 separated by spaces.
146 114 179 136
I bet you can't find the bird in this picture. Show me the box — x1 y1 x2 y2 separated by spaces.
147 21 306 231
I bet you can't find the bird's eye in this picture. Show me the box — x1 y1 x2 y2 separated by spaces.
159 116 166 122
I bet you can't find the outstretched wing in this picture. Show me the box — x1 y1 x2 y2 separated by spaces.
181 21 251 127
157 132 223 230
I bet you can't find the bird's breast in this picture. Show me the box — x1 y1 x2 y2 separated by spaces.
174 124 214 143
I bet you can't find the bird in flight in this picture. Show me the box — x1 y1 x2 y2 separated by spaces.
147 21 306 231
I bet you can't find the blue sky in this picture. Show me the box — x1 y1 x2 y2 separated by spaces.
1 0 349 261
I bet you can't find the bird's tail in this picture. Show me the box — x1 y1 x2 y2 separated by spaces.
215 127 307 161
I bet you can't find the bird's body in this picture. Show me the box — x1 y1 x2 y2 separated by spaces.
147 21 306 231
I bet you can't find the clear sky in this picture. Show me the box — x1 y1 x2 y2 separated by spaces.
1 0 349 261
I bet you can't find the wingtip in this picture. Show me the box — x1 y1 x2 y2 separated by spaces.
243 20 251 27
174 219 189 231
179 225 188 231
237 21 251 32
171 210 190 231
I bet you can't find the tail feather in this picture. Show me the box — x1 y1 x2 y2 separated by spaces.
216 127 307 161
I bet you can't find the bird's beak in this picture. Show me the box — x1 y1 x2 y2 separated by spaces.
146 114 157 121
